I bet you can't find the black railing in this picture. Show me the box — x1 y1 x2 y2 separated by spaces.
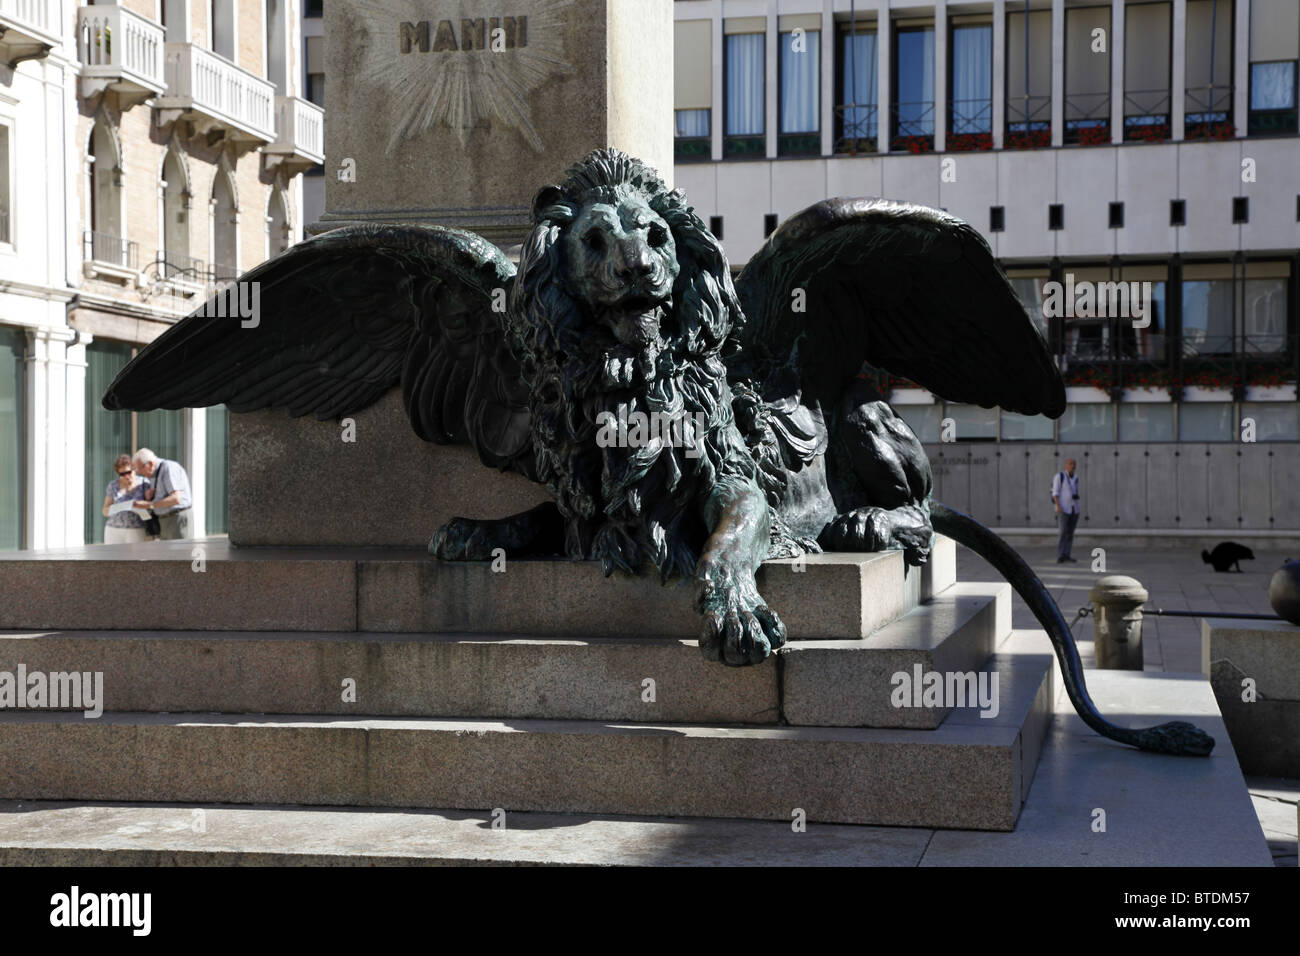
155 250 206 281
949 97 992 136
1064 91 1109 144
891 100 934 151
1124 89 1171 141
833 103 877 153
84 230 140 270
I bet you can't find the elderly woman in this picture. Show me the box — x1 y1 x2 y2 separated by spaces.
100 453 153 543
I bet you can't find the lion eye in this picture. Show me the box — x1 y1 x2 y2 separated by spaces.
583 230 605 252
647 223 668 248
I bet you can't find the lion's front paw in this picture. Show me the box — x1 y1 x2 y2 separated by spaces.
430 517 498 561
695 568 786 666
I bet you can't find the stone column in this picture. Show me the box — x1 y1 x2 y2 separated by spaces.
766 0 778 159
318 0 675 250
1111 0 1124 144
1090 575 1148 670
1051 0 1064 147
1172 0 1186 140
877 2 891 153
1232 0 1249 138
820 0 834 156
934 0 947 153
992 0 1006 149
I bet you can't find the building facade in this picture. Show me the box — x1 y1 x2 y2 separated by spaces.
674 0 1299 536
0 0 322 549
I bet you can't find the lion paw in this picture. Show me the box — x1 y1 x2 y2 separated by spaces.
696 572 786 666
430 517 500 562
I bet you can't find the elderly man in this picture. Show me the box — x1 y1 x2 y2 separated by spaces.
132 448 193 540
1052 457 1080 564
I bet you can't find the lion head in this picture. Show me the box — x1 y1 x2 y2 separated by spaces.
509 148 756 581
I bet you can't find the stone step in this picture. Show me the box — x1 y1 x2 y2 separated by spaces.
0 536 955 638
0 581 1004 727
0 646 1052 831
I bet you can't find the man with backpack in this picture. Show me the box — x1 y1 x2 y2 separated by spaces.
1052 459 1080 564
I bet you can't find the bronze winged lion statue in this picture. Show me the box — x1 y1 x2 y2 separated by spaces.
105 148 1212 757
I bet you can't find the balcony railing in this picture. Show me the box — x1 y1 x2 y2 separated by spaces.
263 95 325 175
892 100 934 151
0 0 60 66
1185 84 1234 139
84 230 140 271
1064 91 1109 145
155 249 206 282
1124 89 1171 142
78 4 166 104
156 42 276 144
834 103 877 154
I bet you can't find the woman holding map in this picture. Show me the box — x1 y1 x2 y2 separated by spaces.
100 453 153 543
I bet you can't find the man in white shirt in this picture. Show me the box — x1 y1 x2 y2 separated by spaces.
1052 458 1080 563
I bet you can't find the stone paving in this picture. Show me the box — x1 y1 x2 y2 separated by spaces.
956 541 1299 867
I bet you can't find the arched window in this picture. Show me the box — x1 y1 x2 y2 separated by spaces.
160 146 193 277
87 119 125 265
211 166 238 281
266 188 290 257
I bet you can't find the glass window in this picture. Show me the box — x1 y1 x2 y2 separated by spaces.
1185 0 1233 128
838 30 878 145
1179 402 1234 440
1241 277 1287 353
1006 272 1050 339
0 326 24 550
894 404 941 442
1116 268 1168 360
206 405 229 534
1118 403 1175 441
1006 9 1052 135
950 24 992 136
1064 6 1110 143
943 403 997 440
1181 271 1236 355
1124 1 1172 139
725 33 765 137
84 341 134 545
1057 403 1114 441
675 109 710 138
894 26 935 140
779 30 819 135
1240 402 1299 441
1250 61 1296 110
1001 411 1054 440
305 0 322 17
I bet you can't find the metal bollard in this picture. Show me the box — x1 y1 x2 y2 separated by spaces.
1089 575 1148 670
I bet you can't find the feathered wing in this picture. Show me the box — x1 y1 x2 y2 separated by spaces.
103 224 535 476
731 198 1065 417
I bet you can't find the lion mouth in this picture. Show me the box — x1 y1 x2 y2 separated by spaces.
603 296 668 349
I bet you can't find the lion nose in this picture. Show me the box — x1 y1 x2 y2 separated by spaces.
613 238 655 280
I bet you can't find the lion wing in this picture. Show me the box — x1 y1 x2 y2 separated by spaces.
103 224 536 476
731 199 1065 417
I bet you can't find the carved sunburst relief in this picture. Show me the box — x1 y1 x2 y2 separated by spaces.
347 0 577 153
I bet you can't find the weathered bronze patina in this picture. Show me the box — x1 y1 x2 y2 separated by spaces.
105 149 1213 756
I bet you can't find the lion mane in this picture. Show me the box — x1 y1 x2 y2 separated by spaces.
509 149 757 581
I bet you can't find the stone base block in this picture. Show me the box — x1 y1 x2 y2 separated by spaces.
1203 617 1300 777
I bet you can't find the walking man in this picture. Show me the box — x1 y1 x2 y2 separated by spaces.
132 448 193 540
1052 458 1080 563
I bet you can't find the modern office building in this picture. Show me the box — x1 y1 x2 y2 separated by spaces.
674 0 1298 537
0 0 323 550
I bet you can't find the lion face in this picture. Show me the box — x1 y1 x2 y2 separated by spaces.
559 194 681 351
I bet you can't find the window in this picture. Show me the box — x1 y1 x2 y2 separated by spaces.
87 120 132 268
989 206 1005 232
1061 267 1113 360
0 326 23 550
1000 411 1054 440
266 0 287 93
1108 202 1124 228
943 403 997 441
305 36 325 106
267 188 290 257
1064 6 1110 144
210 0 236 61
1005 270 1050 338
949 22 992 148
1048 204 1064 230
1181 261 1290 356
709 216 723 239
161 147 197 278
84 341 134 545
1241 264 1288 354
1006 8 1051 143
1179 403 1234 440
894 404 941 443
1182 264 1236 355
1248 0 1299 134
1115 265 1168 363
1185 0 1233 138
836 25 877 152
305 0 322 18
206 405 229 533
1057 404 1114 441
675 19 711 160
1124 2 1172 141
212 167 238 281
1240 402 1299 441
724 27 765 157
1170 199 1186 226
1118 404 1175 441
893 25 934 150
779 26 820 155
